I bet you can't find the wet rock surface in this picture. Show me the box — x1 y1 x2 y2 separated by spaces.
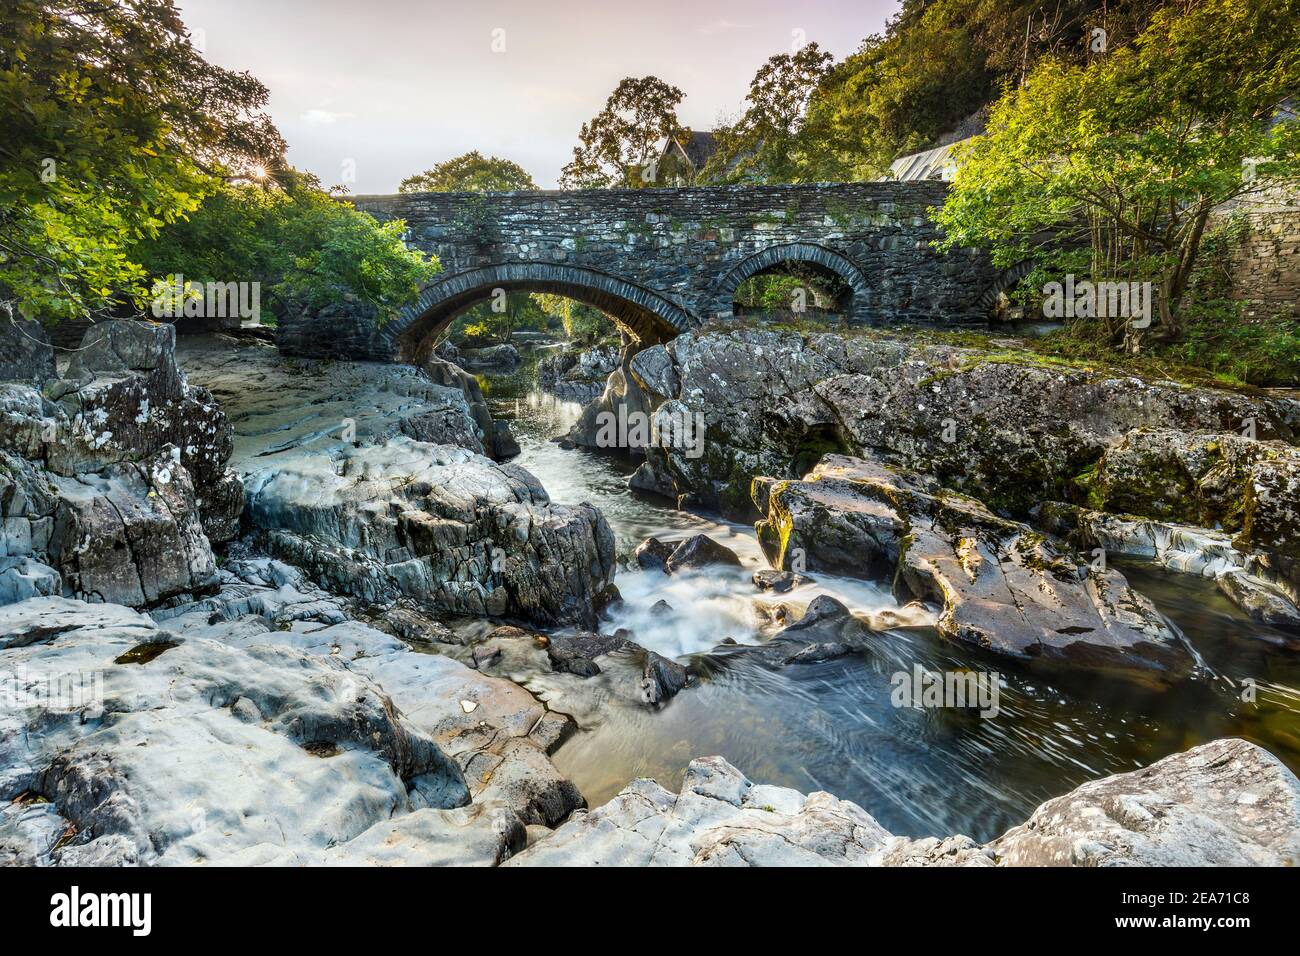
756 455 1194 686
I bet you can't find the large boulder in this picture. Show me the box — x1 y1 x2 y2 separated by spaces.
48 448 218 606
457 343 521 374
180 336 616 627
980 737 1300 866
755 455 1193 687
1087 429 1300 586
40 321 243 544
1 443 218 608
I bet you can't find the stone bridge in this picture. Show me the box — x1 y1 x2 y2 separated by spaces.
294 182 998 361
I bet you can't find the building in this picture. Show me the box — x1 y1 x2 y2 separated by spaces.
653 131 720 186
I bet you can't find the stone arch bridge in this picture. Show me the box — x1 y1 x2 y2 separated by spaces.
287 182 997 361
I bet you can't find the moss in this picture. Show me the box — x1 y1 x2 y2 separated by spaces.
114 640 180 665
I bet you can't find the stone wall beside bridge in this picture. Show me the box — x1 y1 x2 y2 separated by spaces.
283 182 997 362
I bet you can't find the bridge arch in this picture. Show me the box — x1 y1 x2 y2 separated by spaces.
382 262 697 361
710 242 871 319
976 259 1038 314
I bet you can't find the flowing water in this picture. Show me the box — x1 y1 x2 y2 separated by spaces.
483 367 1300 842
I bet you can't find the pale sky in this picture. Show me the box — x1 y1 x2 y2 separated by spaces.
176 0 896 191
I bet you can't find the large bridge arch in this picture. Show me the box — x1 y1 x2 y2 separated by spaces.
381 262 697 361
708 241 872 319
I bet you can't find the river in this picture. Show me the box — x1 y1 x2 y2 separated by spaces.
482 366 1300 842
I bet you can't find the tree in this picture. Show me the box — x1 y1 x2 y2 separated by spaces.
0 0 285 322
934 0 1300 347
559 76 686 189
792 0 1168 182
532 292 607 343
699 42 833 184
133 174 441 326
399 152 537 193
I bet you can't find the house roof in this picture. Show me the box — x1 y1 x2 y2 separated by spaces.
659 131 719 172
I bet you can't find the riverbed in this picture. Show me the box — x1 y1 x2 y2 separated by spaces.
483 368 1300 842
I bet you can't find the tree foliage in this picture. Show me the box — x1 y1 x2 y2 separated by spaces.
699 43 833 184
560 76 686 189
0 0 285 322
133 174 441 326
399 151 537 193
934 0 1300 345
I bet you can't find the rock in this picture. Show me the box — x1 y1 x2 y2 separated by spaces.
664 534 743 572
1 442 218 609
1088 429 1300 588
0 307 56 386
641 651 689 704
65 320 178 382
458 343 521 374
1216 570 1300 637
25 321 243 543
634 536 674 571
509 739 1300 867
570 328 1299 521
0 557 61 604
0 596 470 865
744 595 873 666
491 420 521 459
49 465 216 606
984 738 1300 866
275 297 391 362
537 344 619 402
756 455 1194 687
471 737 585 828
1033 503 1300 638
178 336 617 627
649 598 674 613
546 630 626 677
752 569 811 592
506 755 891 866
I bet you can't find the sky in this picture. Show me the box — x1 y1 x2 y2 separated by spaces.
175 0 897 191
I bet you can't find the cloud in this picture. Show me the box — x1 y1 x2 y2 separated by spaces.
300 108 346 125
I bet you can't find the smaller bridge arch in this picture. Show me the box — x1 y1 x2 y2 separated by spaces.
382 262 698 361
709 242 872 320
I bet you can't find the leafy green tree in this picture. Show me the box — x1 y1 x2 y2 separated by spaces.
133 174 441 326
532 292 607 343
699 43 833 184
934 0 1300 347
452 292 546 344
399 152 537 193
793 0 1167 181
560 77 686 189
0 0 284 322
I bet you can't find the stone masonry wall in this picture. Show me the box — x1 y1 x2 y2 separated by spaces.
349 182 996 356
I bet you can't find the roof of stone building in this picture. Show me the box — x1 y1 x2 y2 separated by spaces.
662 130 720 170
